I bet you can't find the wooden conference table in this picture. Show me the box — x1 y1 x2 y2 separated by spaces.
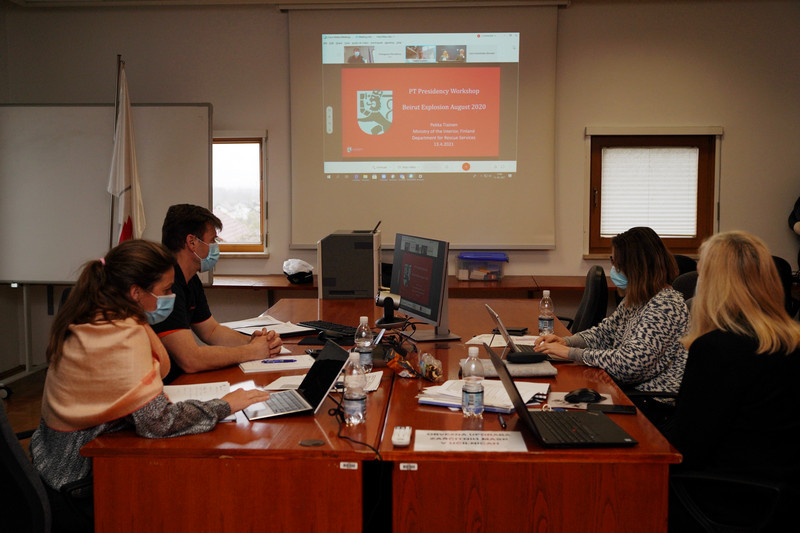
82 298 680 532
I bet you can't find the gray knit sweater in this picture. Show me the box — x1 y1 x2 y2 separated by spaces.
564 287 689 394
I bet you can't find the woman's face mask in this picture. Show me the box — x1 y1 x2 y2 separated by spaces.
145 293 176 325
610 266 628 290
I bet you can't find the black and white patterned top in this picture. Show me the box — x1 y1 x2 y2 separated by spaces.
30 392 230 491
565 287 689 394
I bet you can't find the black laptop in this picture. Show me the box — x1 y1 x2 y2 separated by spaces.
484 343 637 448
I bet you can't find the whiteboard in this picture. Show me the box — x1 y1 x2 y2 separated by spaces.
0 104 211 283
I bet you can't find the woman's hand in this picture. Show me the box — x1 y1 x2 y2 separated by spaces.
222 388 271 413
534 334 571 360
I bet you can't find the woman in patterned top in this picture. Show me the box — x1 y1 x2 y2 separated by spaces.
535 227 689 417
30 240 270 529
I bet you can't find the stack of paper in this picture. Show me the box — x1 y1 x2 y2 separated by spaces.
263 370 384 393
222 313 315 337
163 381 236 421
418 379 550 414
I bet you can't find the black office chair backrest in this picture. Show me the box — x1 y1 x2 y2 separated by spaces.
0 400 51 533
672 254 697 278
773 255 799 318
672 271 699 302
571 265 608 334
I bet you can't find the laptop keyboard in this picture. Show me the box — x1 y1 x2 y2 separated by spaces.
534 411 599 443
514 344 537 353
266 391 309 414
296 320 358 337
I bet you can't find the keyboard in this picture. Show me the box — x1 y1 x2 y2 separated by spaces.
266 391 310 414
532 410 599 444
296 320 358 338
513 343 537 353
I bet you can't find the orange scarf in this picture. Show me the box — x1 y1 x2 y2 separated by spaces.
42 318 170 432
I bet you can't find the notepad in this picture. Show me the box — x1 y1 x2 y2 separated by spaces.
239 354 316 373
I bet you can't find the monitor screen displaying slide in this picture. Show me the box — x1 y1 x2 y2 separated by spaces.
322 32 519 181
390 233 459 342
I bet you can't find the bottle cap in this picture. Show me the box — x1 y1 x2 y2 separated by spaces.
348 352 360 363
543 290 550 297
468 346 479 357
359 316 368 324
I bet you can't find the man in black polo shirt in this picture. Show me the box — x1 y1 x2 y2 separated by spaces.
153 204 282 383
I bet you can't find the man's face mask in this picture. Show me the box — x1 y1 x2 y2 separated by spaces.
193 237 220 272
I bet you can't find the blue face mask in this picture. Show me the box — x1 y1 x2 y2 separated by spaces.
145 293 176 325
610 266 628 290
194 239 220 272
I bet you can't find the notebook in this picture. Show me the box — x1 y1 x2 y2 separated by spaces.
243 340 349 421
485 304 551 363
484 343 637 448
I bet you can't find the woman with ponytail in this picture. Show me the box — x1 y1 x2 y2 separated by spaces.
30 240 270 527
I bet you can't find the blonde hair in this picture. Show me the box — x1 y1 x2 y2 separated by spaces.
683 231 800 353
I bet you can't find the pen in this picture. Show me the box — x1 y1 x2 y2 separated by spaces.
498 413 507 429
260 359 297 364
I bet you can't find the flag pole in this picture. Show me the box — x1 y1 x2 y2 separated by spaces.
109 55 123 250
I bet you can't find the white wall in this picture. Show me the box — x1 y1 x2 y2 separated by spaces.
1 0 799 373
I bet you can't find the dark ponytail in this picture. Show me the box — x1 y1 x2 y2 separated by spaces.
46 240 175 365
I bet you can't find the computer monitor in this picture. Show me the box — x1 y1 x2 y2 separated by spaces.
385 233 460 342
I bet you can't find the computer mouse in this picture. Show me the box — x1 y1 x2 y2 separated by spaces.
564 388 602 404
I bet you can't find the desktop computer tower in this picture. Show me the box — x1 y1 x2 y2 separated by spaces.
317 230 381 299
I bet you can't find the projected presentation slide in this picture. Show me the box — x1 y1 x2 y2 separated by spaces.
322 33 519 181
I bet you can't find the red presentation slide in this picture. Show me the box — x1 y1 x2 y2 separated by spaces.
398 253 433 305
340 67 500 158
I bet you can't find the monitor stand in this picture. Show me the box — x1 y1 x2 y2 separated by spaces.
408 327 461 342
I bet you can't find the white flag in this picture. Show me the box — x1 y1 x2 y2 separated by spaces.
107 64 145 243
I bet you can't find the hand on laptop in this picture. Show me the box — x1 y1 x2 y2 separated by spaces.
534 335 570 360
223 388 271 413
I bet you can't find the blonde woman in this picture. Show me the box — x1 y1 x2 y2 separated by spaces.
668 231 800 515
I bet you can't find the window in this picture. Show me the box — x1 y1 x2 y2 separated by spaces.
589 134 717 255
212 134 266 253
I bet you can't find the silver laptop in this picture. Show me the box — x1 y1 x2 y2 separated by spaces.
243 341 349 421
485 304 549 363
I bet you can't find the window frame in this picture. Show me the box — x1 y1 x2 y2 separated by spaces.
211 133 268 255
588 133 718 255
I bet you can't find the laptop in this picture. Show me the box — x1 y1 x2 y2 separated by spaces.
243 341 349 421
485 304 551 363
484 343 637 448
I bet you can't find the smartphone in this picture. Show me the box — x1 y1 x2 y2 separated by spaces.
587 404 637 415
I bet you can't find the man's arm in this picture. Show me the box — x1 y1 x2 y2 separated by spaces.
160 318 282 374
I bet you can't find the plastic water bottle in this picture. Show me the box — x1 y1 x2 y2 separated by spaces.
538 289 555 336
354 316 374 373
461 346 484 418
343 352 367 426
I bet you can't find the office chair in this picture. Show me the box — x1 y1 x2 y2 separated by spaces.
672 270 699 303
558 265 608 334
1 401 93 533
669 470 790 532
672 254 697 277
1 399 52 533
772 256 799 319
